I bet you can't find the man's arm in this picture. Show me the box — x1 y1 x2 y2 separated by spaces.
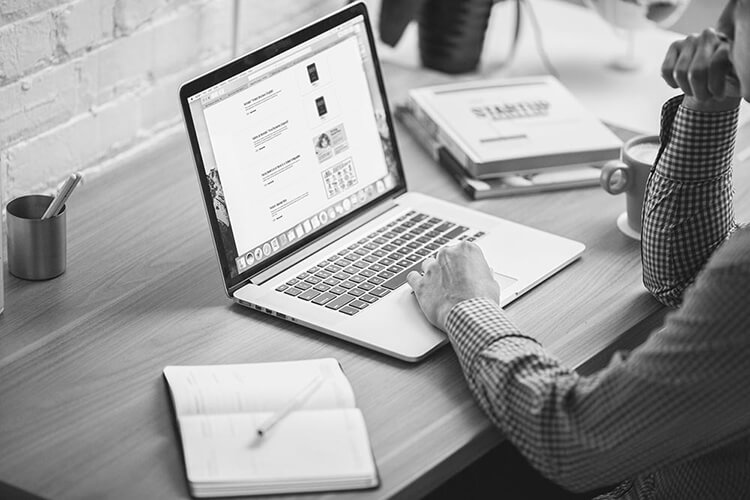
445 234 750 493
641 95 739 307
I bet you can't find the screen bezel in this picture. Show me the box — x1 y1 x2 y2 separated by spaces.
179 2 407 295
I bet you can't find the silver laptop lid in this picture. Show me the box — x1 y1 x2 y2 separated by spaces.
180 2 406 295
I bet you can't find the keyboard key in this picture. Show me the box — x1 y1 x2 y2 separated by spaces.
285 278 299 286
360 294 379 303
377 270 394 279
359 269 376 277
434 222 455 232
304 276 321 285
333 272 350 280
352 260 368 269
325 294 356 310
312 292 337 305
330 286 346 295
296 272 310 280
315 270 332 279
349 275 365 283
444 226 470 239
358 282 375 291
313 283 331 292
284 287 303 296
339 281 356 289
370 263 385 272
368 276 385 285
298 289 321 301
382 259 425 290
295 281 312 290
349 288 365 297
371 287 390 297
350 300 369 309
275 284 289 292
323 277 340 286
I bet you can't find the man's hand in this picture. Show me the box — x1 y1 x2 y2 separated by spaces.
406 242 500 331
661 28 741 112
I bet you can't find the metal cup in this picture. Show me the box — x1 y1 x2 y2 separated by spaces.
6 194 67 280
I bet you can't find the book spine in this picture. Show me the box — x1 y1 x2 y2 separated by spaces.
406 95 474 174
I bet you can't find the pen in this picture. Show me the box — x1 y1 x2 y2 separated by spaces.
255 375 324 439
42 172 82 219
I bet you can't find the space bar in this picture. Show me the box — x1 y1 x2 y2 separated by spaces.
382 260 426 290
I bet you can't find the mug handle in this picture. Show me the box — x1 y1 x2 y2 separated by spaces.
600 160 630 195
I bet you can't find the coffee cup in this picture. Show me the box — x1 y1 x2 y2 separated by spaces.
600 135 660 239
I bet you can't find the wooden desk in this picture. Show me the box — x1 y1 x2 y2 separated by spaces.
1 2 749 499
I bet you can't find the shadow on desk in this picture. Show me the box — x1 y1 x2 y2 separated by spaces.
425 442 614 500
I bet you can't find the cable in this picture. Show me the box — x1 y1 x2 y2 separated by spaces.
521 0 561 79
490 0 523 71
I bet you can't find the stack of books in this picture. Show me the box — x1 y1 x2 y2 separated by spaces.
397 76 626 199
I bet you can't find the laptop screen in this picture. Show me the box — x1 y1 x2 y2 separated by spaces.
182 4 404 289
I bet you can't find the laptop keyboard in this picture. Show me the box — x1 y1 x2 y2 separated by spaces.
274 211 484 316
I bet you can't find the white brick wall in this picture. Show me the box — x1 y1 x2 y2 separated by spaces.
0 0 343 200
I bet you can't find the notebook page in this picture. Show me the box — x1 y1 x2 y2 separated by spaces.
179 409 377 487
164 358 355 416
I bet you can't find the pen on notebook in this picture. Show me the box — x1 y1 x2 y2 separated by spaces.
42 172 82 219
255 375 324 439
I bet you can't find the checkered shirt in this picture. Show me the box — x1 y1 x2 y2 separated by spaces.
444 95 750 499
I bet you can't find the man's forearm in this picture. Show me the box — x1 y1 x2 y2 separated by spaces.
641 95 739 307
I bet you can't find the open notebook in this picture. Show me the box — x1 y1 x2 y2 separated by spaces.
163 358 379 497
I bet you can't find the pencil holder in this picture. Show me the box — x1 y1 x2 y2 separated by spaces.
418 0 494 74
6 194 67 280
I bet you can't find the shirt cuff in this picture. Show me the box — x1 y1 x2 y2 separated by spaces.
655 95 739 182
445 297 541 368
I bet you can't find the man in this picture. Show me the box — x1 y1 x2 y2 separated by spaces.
407 1 750 497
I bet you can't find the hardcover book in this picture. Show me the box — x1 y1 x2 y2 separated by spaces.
405 76 622 179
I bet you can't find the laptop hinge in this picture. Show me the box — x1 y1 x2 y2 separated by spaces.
248 199 399 286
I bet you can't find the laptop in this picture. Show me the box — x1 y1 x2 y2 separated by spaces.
179 1 585 362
